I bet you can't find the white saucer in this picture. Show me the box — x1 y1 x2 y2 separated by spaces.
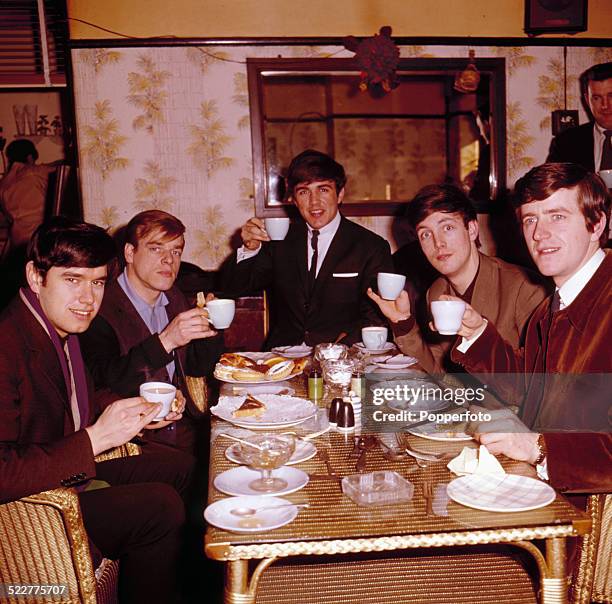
354 342 395 354
371 354 418 369
271 345 313 358
204 495 298 532
447 474 556 512
214 465 309 497
225 439 317 466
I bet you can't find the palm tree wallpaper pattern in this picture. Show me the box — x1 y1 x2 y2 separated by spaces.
82 100 129 180
71 44 602 268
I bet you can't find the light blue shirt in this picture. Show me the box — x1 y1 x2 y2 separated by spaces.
118 269 174 380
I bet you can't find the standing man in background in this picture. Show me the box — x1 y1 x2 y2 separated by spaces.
547 61 612 172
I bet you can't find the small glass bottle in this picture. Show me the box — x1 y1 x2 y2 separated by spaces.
351 369 365 400
308 366 323 401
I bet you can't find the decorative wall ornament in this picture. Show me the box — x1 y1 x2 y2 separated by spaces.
343 26 400 93
454 49 480 93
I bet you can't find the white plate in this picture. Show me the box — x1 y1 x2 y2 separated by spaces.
204 496 298 532
371 378 451 413
354 342 395 354
371 354 418 369
214 371 301 385
210 394 317 430
407 421 473 441
225 439 317 465
221 383 295 397
271 345 313 358
214 466 309 497
446 474 556 512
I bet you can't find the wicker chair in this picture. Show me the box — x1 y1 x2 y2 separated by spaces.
0 442 140 604
572 493 612 603
185 375 209 414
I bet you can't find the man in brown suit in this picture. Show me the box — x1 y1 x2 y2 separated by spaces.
368 184 549 383
449 163 611 494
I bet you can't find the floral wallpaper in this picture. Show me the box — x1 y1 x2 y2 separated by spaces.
71 44 612 268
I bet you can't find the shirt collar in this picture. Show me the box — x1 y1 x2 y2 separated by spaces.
306 211 341 237
118 268 169 312
557 248 606 308
594 121 607 138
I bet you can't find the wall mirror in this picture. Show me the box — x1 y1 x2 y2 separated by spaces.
247 57 506 216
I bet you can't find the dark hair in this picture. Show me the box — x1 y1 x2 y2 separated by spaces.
6 139 38 165
405 184 477 230
580 61 612 97
286 150 347 198
513 162 611 246
124 210 185 247
28 216 116 279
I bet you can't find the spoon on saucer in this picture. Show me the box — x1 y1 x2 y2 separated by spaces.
230 503 310 517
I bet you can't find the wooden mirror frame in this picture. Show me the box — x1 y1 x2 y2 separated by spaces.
247 57 506 216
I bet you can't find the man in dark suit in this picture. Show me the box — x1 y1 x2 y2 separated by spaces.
223 150 393 348
80 210 224 455
547 61 612 172
0 217 194 603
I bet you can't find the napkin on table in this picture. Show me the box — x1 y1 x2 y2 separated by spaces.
447 445 505 476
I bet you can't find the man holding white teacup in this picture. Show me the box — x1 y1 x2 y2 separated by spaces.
223 149 393 347
368 184 549 383
80 210 224 454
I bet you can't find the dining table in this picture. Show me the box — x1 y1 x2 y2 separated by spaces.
204 351 592 604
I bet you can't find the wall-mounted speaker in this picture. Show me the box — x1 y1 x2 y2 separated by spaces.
525 0 588 35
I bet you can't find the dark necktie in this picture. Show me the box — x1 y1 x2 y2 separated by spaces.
308 229 320 292
550 290 561 313
601 130 612 171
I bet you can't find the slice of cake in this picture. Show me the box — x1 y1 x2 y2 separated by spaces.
232 395 266 418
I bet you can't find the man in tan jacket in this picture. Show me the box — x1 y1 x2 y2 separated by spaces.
368 184 549 382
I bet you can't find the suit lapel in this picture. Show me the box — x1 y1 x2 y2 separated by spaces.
470 254 498 321
290 224 309 299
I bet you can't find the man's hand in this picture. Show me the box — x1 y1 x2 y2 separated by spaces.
431 295 486 339
143 390 186 430
158 308 217 353
367 288 411 323
241 217 270 251
476 432 541 464
85 397 160 456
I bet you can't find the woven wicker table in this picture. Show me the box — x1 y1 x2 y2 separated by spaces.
205 375 591 604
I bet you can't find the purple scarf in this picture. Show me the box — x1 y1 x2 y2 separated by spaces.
21 287 90 429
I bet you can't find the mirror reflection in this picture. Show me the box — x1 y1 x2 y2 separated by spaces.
248 58 506 214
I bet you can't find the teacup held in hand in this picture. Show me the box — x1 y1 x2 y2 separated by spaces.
264 217 290 240
140 381 176 421
377 272 406 300
431 300 466 335
206 299 236 329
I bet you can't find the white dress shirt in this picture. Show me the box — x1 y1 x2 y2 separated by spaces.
594 122 607 172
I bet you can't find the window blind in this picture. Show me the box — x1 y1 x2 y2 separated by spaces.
0 0 67 86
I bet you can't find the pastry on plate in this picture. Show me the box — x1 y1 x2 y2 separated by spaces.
232 395 266 417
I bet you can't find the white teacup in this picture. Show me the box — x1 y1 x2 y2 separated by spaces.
599 169 612 188
264 217 290 240
140 381 176 421
430 300 466 335
206 299 236 329
377 272 406 300
361 326 388 350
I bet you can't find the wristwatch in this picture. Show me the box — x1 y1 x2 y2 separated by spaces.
533 433 547 466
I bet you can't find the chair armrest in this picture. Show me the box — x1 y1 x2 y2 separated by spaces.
95 441 141 463
0 488 97 603
185 375 208 414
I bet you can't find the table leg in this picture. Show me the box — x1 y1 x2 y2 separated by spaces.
224 558 278 604
225 560 252 604
542 537 568 604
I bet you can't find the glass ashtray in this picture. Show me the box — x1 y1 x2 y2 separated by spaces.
341 471 414 506
314 343 348 363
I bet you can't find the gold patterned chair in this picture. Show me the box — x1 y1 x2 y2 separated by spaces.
0 442 140 604
571 494 612 603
